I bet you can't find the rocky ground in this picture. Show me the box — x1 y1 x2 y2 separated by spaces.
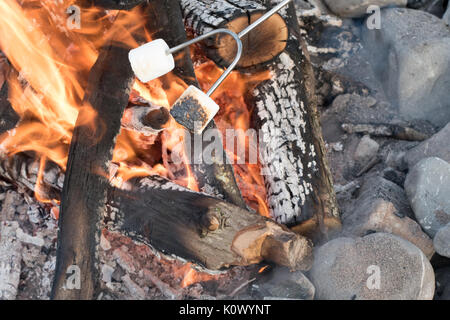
1 0 450 300
295 0 450 299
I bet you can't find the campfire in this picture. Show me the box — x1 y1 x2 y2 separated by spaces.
1 0 448 302
0 0 341 300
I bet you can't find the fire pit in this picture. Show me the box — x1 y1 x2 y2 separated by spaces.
2 0 446 302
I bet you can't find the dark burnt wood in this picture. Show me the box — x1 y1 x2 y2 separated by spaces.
51 43 134 300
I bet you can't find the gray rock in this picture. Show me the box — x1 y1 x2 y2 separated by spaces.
354 135 380 166
434 223 450 257
347 176 414 219
327 94 398 127
310 233 435 300
343 199 434 258
362 8 450 127
405 123 450 168
324 0 407 18
405 157 450 237
255 267 315 300
342 176 433 258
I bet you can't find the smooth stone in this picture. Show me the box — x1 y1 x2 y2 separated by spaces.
310 233 435 299
405 157 450 237
362 8 450 126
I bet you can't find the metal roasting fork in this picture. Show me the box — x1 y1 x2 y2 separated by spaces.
165 0 293 97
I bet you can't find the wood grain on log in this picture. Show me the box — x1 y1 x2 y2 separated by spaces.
181 0 288 68
51 43 134 300
144 0 246 208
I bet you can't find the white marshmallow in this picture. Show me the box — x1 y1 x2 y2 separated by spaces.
128 39 175 83
171 86 220 134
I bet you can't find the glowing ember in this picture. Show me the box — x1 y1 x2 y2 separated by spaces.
174 263 217 288
258 265 270 273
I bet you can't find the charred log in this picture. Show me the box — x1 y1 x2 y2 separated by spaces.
121 105 170 136
252 1 339 240
51 43 134 300
181 0 289 69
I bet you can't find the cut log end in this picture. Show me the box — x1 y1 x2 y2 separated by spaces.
217 12 288 68
232 221 313 271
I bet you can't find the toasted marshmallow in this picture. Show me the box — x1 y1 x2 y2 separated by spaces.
170 86 220 134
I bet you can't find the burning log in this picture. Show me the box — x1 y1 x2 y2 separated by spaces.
51 43 135 300
181 0 289 69
144 0 247 208
107 175 313 271
182 0 340 240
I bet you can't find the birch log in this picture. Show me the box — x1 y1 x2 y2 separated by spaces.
181 0 340 240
